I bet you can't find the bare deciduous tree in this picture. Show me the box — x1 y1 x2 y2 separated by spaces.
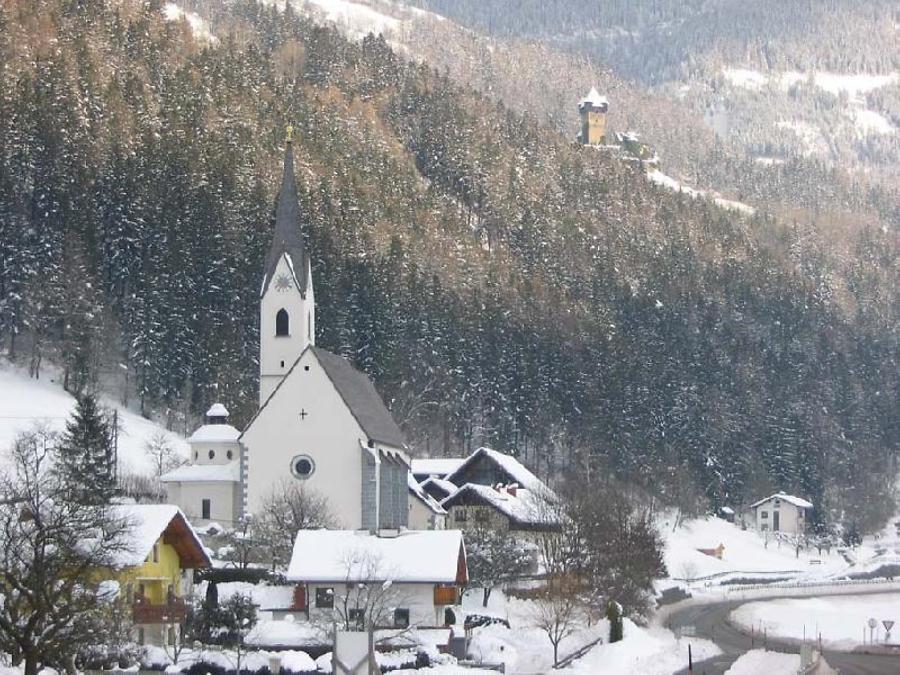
255 480 336 566
529 581 584 667
0 426 133 675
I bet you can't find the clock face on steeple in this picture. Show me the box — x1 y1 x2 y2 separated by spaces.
274 273 293 292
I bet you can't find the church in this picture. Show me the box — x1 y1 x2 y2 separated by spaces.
162 132 411 531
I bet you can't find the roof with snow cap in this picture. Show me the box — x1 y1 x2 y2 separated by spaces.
408 473 447 515
188 423 241 444
441 484 561 529
420 476 458 501
112 503 210 568
579 87 609 110
206 403 229 418
445 447 546 492
160 461 240 483
411 457 466 479
750 493 813 510
287 529 466 584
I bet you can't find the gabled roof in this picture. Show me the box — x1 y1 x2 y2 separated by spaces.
311 346 407 450
411 457 466 479
445 447 544 491
160 462 240 483
287 530 466 584
441 484 561 529
750 493 813 510
420 476 457 501
408 473 447 515
242 346 408 451
112 504 210 568
261 140 310 297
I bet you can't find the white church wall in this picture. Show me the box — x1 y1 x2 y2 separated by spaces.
165 481 240 527
260 254 313 405
243 349 367 528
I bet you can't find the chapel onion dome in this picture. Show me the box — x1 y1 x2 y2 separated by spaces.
206 403 229 424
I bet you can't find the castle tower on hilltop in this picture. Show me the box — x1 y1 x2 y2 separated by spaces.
578 87 609 145
258 127 315 406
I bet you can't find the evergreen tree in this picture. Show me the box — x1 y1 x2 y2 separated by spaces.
57 394 117 505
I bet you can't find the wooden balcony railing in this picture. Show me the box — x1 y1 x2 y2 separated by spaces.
433 585 459 606
132 597 188 624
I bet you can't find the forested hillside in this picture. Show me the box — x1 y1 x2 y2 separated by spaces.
0 0 897 532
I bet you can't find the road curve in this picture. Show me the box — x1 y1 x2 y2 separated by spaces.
665 594 900 675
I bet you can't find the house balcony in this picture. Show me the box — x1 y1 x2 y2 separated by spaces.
132 597 188 624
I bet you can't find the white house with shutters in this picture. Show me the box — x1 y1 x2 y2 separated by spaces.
285 529 467 630
163 136 413 531
748 493 813 534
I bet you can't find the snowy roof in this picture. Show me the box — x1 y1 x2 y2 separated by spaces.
408 473 447 515
287 530 466 584
411 457 466 478
579 87 609 109
441 484 561 528
160 461 240 483
206 403 229 418
420 476 457 499
750 493 813 510
112 503 210 568
445 447 546 492
188 423 241 444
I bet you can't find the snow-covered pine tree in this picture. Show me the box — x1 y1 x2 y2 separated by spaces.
56 393 117 505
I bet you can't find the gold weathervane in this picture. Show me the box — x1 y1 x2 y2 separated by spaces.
286 124 294 143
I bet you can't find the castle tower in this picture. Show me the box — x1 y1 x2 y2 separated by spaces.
259 129 315 405
578 87 609 145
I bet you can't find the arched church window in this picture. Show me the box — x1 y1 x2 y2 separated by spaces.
208 450 215 460
276 309 290 336
227 449 233 460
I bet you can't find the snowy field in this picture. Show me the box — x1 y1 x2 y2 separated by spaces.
0 361 189 476
730 593 900 649
724 649 801 675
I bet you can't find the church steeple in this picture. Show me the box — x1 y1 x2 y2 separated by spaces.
261 132 311 297
259 129 316 405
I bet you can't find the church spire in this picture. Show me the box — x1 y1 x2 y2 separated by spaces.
261 130 310 297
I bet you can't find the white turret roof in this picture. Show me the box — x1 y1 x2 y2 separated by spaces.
579 87 609 109
206 403 229 418
188 423 241 444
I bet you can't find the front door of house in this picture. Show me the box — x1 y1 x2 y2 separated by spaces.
773 511 780 531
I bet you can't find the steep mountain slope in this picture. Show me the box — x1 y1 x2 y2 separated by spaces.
0 0 897 531
400 0 900 204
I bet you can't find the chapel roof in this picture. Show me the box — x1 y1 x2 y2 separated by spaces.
261 139 310 297
243 345 408 451
311 346 407 450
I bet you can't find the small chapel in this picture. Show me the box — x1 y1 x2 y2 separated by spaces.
162 132 410 532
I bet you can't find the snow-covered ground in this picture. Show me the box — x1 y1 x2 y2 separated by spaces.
558 618 719 675
724 649 801 675
730 593 900 649
660 515 845 585
647 170 756 215
0 361 189 476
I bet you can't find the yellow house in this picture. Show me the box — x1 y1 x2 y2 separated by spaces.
111 504 210 647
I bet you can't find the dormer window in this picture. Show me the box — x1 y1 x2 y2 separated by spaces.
276 309 290 336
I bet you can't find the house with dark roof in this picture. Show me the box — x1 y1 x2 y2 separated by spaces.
169 132 414 532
